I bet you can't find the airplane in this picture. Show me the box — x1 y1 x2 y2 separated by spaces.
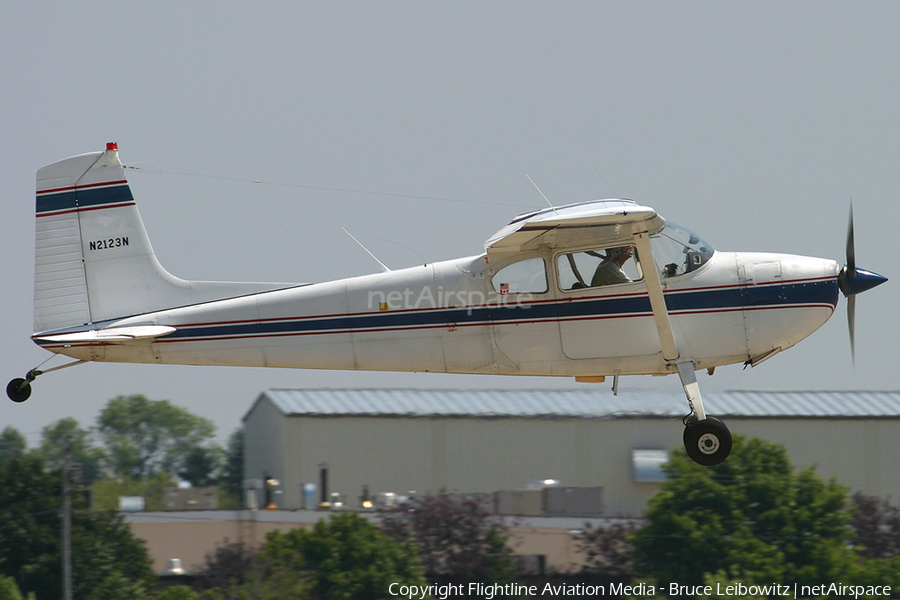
7 143 887 465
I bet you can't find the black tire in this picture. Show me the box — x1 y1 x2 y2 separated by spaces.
683 416 732 466
7 378 32 403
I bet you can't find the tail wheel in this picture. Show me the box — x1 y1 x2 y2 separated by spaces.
683 416 732 466
6 378 32 403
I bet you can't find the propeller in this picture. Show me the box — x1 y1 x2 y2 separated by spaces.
837 204 888 362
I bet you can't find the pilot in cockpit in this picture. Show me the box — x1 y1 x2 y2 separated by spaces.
591 245 634 287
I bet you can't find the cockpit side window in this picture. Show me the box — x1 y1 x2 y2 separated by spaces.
557 245 643 291
491 257 548 294
650 222 715 278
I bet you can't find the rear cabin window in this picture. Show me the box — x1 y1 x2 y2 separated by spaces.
491 257 548 294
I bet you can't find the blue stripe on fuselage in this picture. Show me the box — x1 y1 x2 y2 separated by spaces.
666 278 839 312
159 278 838 342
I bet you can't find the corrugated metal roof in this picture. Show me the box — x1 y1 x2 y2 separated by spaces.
251 388 900 420
711 390 900 418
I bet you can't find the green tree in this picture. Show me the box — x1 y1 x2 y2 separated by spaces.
193 540 260 595
0 575 34 600
194 539 260 592
575 519 640 581
0 427 26 469
97 395 216 479
380 493 517 590
850 492 900 558
0 457 155 599
632 435 900 589
178 444 224 488
91 571 152 600
31 418 106 485
220 429 244 501
259 513 426 600
154 586 199 600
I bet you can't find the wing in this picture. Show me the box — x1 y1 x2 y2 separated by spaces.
484 199 665 258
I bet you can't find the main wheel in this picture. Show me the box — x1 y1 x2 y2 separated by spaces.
683 416 732 466
7 378 32 403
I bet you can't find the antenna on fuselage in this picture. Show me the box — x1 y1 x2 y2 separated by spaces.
341 227 391 272
525 174 558 215
378 238 427 267
593 167 620 198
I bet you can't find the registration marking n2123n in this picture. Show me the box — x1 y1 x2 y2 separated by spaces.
88 237 129 251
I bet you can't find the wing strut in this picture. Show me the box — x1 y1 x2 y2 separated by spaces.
631 229 728 464
632 232 679 362
632 231 708 421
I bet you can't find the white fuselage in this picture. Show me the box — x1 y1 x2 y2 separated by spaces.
38 249 840 379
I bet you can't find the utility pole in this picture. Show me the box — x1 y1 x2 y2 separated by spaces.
61 435 72 600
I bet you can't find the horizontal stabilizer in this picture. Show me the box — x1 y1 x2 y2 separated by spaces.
34 325 176 343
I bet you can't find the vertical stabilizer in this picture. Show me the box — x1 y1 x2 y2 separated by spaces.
33 143 292 334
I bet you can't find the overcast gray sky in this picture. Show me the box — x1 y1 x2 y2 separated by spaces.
2 2 897 446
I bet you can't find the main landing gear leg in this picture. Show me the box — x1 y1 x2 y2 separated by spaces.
7 359 87 403
677 362 732 466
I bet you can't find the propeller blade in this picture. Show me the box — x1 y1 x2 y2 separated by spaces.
846 203 856 364
847 294 856 365
846 203 856 278
839 202 887 364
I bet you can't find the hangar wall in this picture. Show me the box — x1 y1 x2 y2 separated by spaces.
243 389 900 518
248 415 671 516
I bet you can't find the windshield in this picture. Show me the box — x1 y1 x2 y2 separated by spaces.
650 222 715 278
